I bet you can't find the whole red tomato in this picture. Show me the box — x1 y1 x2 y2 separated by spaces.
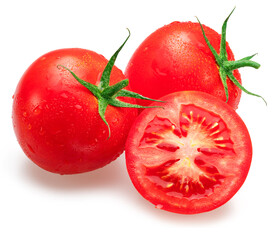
12 47 139 174
125 10 263 110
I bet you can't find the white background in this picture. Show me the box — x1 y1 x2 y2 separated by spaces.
1 0 275 239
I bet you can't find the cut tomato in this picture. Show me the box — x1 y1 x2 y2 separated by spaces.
125 91 252 214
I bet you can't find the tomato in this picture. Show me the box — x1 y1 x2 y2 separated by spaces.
125 91 252 214
125 11 264 110
12 48 138 174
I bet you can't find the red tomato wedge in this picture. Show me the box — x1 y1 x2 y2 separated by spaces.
125 91 252 214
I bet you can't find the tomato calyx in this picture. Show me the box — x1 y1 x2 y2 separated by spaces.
196 7 267 105
58 29 163 138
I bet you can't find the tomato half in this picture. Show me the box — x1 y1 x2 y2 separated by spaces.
13 48 137 174
125 91 252 214
125 21 242 109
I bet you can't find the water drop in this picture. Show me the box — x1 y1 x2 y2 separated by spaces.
61 93 68 99
75 104 82 110
112 118 119 124
153 66 168 77
39 127 45 136
155 204 163 209
33 105 42 115
23 112 27 117
234 89 239 98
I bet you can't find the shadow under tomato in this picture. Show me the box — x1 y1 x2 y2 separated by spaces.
21 154 127 192
21 152 234 223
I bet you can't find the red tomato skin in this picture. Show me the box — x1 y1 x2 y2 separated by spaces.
13 48 138 174
125 91 252 214
125 21 242 110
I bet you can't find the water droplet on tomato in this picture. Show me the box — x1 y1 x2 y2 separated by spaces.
97 72 102 84
234 89 239 98
155 204 163 209
61 93 68 99
112 118 118 124
152 66 168 77
39 127 45 136
75 104 82 110
23 112 27 117
33 105 42 115
27 124 32 130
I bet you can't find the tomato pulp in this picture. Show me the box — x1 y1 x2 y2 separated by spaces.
13 48 138 174
125 91 252 214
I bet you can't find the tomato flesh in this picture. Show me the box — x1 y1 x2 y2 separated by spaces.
125 91 252 214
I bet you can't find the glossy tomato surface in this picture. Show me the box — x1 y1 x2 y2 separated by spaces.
13 48 137 174
125 22 242 110
125 91 252 214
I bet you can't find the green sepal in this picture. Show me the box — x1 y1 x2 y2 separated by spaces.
220 7 235 61
99 29 131 91
223 59 260 71
115 89 165 102
101 79 129 98
58 29 163 139
108 98 163 109
196 17 221 65
196 8 266 105
58 65 101 99
227 72 267 105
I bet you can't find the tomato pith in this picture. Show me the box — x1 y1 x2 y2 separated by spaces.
125 91 252 214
